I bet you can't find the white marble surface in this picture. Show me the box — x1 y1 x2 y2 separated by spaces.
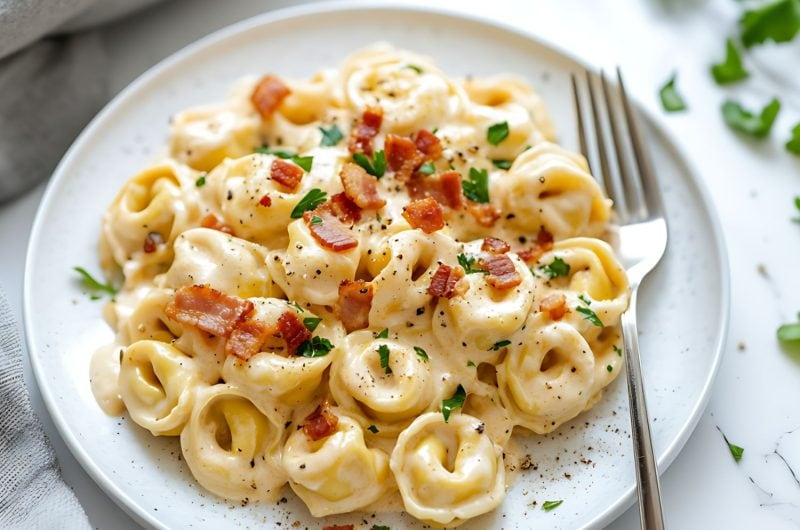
2 0 799 528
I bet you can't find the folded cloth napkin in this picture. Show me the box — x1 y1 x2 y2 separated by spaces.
0 285 91 529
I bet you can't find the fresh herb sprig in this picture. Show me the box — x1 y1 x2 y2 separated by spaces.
462 167 489 203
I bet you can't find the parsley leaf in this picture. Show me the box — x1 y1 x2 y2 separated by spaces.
303 317 322 332
740 0 800 48
375 328 389 339
297 336 333 357
487 121 509 145
367 424 380 434
418 161 436 175
492 159 511 170
778 320 800 342
542 500 563 511
463 167 490 203
659 74 687 112
195 174 206 187
290 188 327 218
606 365 613 372
576 306 603 327
467 360 476 367
458 253 487 274
711 39 749 84
613 344 623 356
404 64 423 74
73 267 117 297
319 124 344 146
786 123 800 155
722 98 781 138
442 384 466 422
377 344 392 375
578 293 592 306
490 340 511 351
254 145 295 158
353 150 387 178
289 301 305 313
310 215 323 225
414 346 429 361
540 257 571 279
372 525 391 530
793 196 800 223
292 155 313 172
717 426 745 462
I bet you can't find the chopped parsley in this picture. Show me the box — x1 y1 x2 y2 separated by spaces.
414 346 429 361
289 301 305 313
254 146 312 171
302 317 322 332
375 328 389 339
297 336 333 357
467 360 476 367
487 121 510 145
540 257 571 279
458 253 487 274
290 188 327 218
309 215 323 225
777 314 800 342
442 384 466 422
292 155 314 172
367 424 380 434
404 64 423 74
606 365 613 372
353 150 387 178
462 167 490 203
578 293 592 306
318 124 344 146
718 427 745 462
418 161 436 175
371 525 391 530
576 306 603 327
490 340 511 351
787 123 800 155
73 267 117 297
613 344 623 356
711 39 749 84
658 74 687 112
377 344 392 375
722 98 781 138
739 0 800 48
793 196 800 223
195 174 206 187
542 500 563 511
491 159 511 170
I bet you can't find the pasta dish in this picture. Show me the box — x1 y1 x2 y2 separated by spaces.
89 44 629 527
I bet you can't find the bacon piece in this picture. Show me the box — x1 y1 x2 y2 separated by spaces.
200 213 234 235
348 106 383 155
277 310 312 355
270 159 304 191
385 134 423 181
251 75 290 119
303 210 358 251
166 285 254 337
336 280 373 333
324 192 362 224
258 194 272 207
481 237 510 254
143 232 163 253
402 197 444 234
225 318 273 360
339 162 386 210
539 293 568 321
427 264 465 299
479 254 522 290
466 201 501 227
303 402 339 442
406 170 463 209
517 228 555 264
414 129 443 160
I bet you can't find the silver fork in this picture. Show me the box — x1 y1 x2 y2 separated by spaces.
571 69 668 530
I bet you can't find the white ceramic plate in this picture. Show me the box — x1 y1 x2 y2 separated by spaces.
24 4 729 529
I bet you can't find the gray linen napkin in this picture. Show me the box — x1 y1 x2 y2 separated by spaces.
0 285 91 530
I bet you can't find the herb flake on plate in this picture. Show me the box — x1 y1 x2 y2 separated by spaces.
711 39 749 84
722 98 781 138
659 73 687 112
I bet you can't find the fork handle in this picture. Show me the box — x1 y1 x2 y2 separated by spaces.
621 288 666 530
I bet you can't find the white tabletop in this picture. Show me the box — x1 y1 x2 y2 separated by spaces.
3 0 799 528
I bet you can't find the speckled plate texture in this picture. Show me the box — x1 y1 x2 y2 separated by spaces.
24 3 729 529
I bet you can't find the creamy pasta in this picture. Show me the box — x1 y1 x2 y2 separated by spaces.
90 44 629 526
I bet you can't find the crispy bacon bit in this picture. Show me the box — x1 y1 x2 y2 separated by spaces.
402 197 445 234
414 129 443 160
385 134 423 181
324 192 362 224
482 237 510 254
406 170 463 209
258 194 272 207
517 228 555 264
427 264 465 299
270 159 304 190
200 213 234 235
143 232 163 253
277 310 312 355
251 75 290 119
466 201 501 227
225 318 272 360
479 254 522 290
303 402 339 442
303 210 358 251
339 162 386 210
336 280 373 333
539 293 568 321
166 285 254 337
348 106 383 155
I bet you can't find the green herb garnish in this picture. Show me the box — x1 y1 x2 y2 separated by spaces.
73 267 117 297
377 344 392 375
303 317 322 332
487 121 509 145
613 344 623 356
458 253 487 275
491 159 511 170
319 124 344 146
418 161 436 175
462 167 490 203
367 424 380 434
739 0 800 48
353 150 387 178
778 315 800 342
659 74 687 112
414 346 429 361
195 174 206 187
290 301 305 313
292 155 314 172
542 500 563 511
404 64 423 74
576 306 604 327
310 215 323 225
297 336 333 357
793 196 800 223
578 293 592 306
711 39 749 84
540 257 571 279
606 365 613 372
722 98 781 138
371 525 391 530
787 123 800 155
376 328 389 339
718 427 745 462
290 188 327 218
254 145 295 158
442 384 466 422
490 340 511 351
467 360 476 367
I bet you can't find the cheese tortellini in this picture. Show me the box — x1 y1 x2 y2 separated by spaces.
91 44 629 527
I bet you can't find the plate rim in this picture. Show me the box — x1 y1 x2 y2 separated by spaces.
22 2 730 529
